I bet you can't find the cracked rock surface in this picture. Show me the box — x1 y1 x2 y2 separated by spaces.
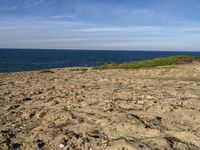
0 63 200 150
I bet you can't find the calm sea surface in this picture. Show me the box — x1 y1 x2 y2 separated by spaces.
0 49 200 73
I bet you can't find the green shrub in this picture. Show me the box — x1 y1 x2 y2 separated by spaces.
94 55 200 70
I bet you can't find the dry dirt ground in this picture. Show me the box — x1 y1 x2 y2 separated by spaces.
0 63 200 150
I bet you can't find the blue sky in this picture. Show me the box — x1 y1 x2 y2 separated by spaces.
0 0 200 51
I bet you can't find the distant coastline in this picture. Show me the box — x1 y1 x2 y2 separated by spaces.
0 49 200 73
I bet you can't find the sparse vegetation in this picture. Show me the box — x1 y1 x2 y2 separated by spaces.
39 70 54 73
94 55 200 70
70 68 88 71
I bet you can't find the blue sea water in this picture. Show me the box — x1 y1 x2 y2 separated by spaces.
0 49 200 73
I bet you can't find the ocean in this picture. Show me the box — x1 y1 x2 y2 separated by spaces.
0 49 200 73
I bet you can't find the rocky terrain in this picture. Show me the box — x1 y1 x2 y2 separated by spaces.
0 63 200 150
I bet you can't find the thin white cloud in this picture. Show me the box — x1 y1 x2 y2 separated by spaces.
71 26 156 32
131 9 149 15
50 15 77 19
24 38 87 42
0 6 18 12
75 27 128 32
23 0 58 5
180 27 200 32
24 0 47 5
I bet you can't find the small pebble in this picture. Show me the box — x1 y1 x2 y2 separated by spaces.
59 144 65 148
137 101 144 104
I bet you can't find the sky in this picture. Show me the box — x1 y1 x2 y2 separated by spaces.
0 0 200 51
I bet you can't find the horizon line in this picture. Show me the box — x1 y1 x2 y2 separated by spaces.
0 48 200 52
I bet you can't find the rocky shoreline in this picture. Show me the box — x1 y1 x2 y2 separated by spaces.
0 63 200 150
